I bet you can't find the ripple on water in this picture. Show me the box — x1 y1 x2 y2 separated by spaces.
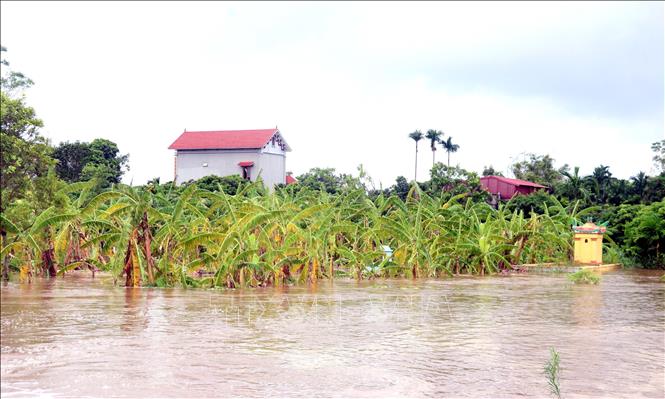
1 271 664 398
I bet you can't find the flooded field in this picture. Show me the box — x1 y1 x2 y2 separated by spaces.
1 270 663 398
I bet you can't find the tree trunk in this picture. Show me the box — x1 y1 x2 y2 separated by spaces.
311 259 318 282
123 230 141 287
447 152 451 167
239 267 245 287
414 143 418 181
513 236 528 265
140 213 155 285
41 240 57 278
1 230 9 281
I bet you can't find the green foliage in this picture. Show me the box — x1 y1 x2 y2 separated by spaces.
408 130 424 181
568 268 601 284
1 46 34 95
0 63 56 212
390 176 411 201
53 141 94 182
506 191 559 216
294 167 364 194
427 163 490 202
82 139 129 186
51 138 128 194
544 348 562 399
187 174 247 195
2 177 581 286
440 136 460 167
652 140 665 173
623 200 665 268
482 165 502 176
511 153 567 187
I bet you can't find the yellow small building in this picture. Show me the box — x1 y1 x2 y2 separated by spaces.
573 222 606 265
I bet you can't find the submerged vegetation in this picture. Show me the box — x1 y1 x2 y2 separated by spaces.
1 180 595 288
1 47 663 288
568 268 601 285
544 348 562 399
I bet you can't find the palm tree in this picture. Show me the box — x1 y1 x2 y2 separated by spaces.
425 129 443 167
631 172 648 203
441 136 460 167
561 166 589 202
588 165 612 203
408 130 424 181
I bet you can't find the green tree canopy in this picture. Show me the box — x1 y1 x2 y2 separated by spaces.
53 141 93 182
0 48 55 212
53 138 129 188
482 165 503 177
510 153 567 187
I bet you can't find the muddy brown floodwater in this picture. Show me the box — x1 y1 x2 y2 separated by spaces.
1 270 664 398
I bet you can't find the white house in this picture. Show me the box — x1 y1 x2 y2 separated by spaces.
168 128 292 188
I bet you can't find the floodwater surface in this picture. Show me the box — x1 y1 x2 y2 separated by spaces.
1 270 664 398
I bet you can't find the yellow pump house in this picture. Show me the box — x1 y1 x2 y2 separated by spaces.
573 222 607 265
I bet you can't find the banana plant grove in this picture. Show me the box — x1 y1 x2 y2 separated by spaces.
0 181 595 288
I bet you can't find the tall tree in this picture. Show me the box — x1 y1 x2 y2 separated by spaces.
52 138 128 191
441 136 460 167
511 153 566 187
631 172 649 203
425 129 442 167
560 166 589 202
0 48 55 212
408 130 424 181
588 165 612 203
652 140 665 173
53 141 92 182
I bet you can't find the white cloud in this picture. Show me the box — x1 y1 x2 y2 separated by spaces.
1 1 661 188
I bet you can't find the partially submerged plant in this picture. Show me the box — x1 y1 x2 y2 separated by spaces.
568 268 600 284
544 347 562 399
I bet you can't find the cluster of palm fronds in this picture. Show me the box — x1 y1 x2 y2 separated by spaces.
0 181 594 288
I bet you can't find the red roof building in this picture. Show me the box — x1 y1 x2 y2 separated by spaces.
285 175 297 185
168 128 291 188
479 175 547 200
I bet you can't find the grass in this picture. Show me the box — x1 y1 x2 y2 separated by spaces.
568 268 601 284
544 347 562 398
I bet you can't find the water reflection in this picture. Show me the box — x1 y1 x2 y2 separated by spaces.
1 271 664 398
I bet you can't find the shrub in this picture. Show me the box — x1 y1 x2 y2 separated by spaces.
568 268 601 284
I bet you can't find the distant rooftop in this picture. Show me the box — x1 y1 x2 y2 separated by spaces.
480 175 547 188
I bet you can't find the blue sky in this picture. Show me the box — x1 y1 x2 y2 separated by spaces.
1 1 662 187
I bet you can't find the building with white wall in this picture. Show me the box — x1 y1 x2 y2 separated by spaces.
168 128 292 188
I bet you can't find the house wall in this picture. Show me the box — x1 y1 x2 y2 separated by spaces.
174 149 285 188
255 152 286 188
480 177 517 199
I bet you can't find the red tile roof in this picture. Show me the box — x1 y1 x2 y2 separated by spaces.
168 129 279 150
480 175 547 188
238 161 254 167
286 175 297 185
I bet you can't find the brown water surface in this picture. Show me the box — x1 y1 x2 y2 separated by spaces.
1 270 664 398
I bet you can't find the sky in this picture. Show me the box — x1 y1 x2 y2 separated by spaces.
1 1 663 188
